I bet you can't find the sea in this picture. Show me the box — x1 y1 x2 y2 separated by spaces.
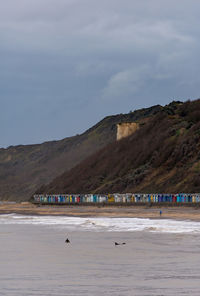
0 214 200 296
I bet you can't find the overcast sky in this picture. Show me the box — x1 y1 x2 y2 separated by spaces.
1 0 200 147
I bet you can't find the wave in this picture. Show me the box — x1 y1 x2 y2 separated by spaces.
0 214 199 233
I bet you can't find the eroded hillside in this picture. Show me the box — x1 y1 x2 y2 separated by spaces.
0 104 161 200
38 100 200 195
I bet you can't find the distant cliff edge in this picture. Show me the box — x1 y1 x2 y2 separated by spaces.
35 100 200 195
0 103 161 201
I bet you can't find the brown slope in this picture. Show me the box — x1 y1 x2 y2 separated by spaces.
39 99 200 195
0 104 161 201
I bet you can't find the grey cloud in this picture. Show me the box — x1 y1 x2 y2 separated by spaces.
0 0 200 147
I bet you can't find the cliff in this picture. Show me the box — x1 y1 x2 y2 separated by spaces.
0 104 161 201
116 122 139 140
37 100 200 195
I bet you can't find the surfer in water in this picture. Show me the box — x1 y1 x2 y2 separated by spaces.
115 242 126 246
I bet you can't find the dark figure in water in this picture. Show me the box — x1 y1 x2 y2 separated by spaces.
160 210 162 217
115 242 126 246
65 238 70 243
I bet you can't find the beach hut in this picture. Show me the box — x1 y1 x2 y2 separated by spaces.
196 195 199 202
108 194 115 203
131 194 135 202
192 195 195 203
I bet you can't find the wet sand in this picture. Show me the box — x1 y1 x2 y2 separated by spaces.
1 202 200 221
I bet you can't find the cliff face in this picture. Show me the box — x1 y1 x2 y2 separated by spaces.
117 122 139 140
0 104 161 201
38 100 200 195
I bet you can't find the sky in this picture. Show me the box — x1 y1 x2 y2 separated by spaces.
1 0 200 147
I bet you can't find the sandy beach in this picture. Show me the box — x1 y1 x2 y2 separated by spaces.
1 202 200 221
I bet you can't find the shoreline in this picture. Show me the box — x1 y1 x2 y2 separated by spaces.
1 202 200 221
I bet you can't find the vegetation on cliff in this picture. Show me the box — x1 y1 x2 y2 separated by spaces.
0 104 160 200
37 100 200 194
